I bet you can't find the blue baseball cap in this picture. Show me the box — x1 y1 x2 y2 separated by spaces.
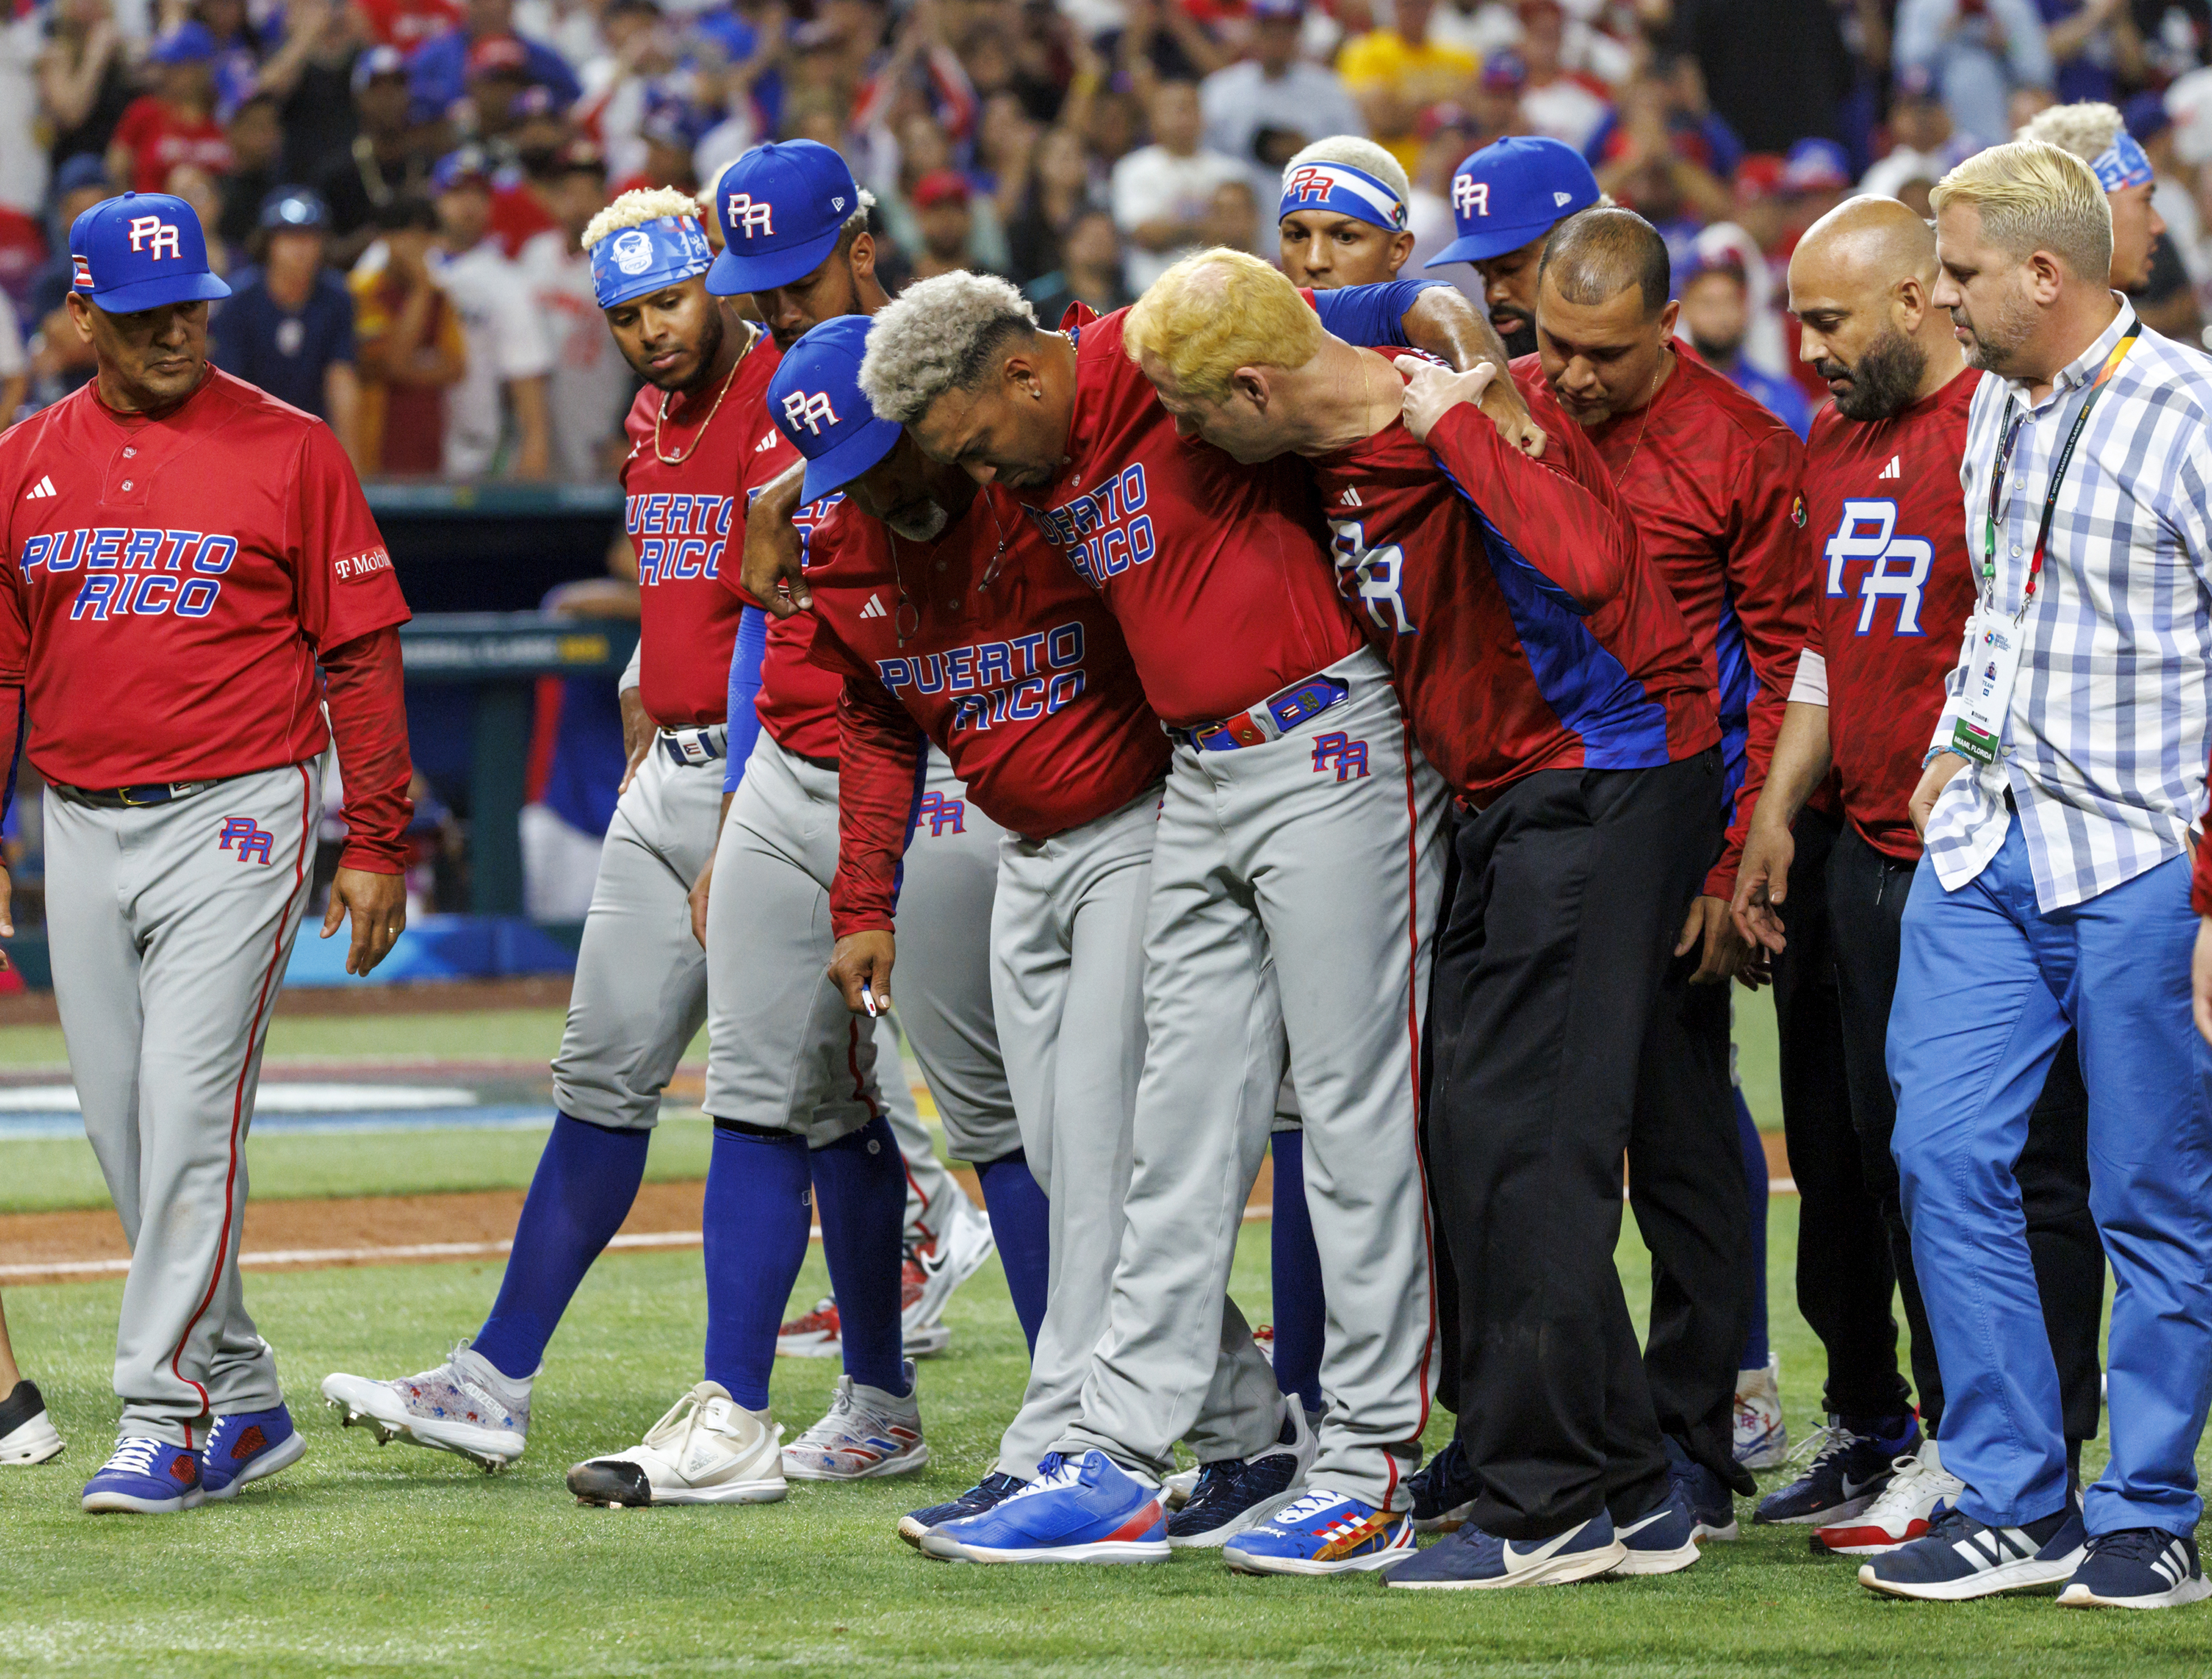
1425 134 1599 268
707 140 862 297
69 192 231 312
430 146 492 194
352 43 408 94
589 210 714 310
766 315 901 504
150 20 218 64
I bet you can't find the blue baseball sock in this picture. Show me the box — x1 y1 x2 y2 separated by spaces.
810 1115 907 1396
976 1151 1050 1354
702 1122 813 1411
1735 1087 1771 1371
474 1112 648 1382
1269 1131 1326 1414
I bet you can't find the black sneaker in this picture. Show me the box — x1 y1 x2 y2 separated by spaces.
1167 1402 1314 1549
0 1378 64 1466
1410 1437 1479 1533
896 1470 1027 1547
1754 1414 1920 1526
1859 1502 2086 1601
2058 1527 2212 1609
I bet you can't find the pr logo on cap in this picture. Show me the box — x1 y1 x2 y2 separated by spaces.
726 192 774 238
781 389 839 434
127 216 183 259
1454 176 1489 216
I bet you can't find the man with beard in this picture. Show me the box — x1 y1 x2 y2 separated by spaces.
1423 134 1601 359
1731 194 2104 1560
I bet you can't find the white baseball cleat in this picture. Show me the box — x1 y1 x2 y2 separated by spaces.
567 1382 788 1507
1163 1465 1200 1510
1733 1354 1788 1470
905 1196 995 1351
782 1361 929 1481
320 1342 530 1471
0 1380 65 1466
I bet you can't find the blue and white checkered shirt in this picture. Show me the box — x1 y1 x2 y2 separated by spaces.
1927 303 2212 910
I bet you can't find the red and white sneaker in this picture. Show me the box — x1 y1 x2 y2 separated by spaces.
782 1362 929 1481
776 1262 953 1360
1813 1439 1963 1556
1252 1325 1277 1368
777 1297 843 1360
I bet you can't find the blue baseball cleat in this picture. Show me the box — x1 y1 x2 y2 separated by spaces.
81 1437 204 1514
200 1404 308 1500
1390 1511 1626 1589
897 1470 1028 1547
1223 1490 1415 1575
919 1450 1168 1563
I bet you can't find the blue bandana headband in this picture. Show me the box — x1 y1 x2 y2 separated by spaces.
1278 161 1408 232
2091 131 2155 193
590 214 714 310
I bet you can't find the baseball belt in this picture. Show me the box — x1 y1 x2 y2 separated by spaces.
1167 673 1350 753
50 777 229 809
659 724 729 767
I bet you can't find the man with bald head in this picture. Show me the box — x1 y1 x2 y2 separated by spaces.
1510 204 1815 1538
1731 196 2104 1557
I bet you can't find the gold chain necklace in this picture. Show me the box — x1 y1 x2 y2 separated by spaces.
1604 357 1667 487
652 324 753 465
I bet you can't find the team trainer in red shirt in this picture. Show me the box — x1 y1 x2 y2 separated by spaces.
1732 196 2103 1557
0 192 412 1513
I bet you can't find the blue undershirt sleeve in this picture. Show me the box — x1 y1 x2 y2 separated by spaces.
1309 279 1451 349
723 605 768 794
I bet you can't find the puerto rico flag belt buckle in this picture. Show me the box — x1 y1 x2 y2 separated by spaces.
1185 675 1349 753
660 725 728 767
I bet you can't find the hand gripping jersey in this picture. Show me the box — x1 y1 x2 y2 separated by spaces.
1313 399 1717 803
803 485 1169 936
0 369 413 861
620 325 841 757
1802 369 1982 862
1516 345 1812 898
1012 304 1362 728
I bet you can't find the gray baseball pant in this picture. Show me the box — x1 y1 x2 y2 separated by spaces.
48 759 325 1447
1059 648 1446 1508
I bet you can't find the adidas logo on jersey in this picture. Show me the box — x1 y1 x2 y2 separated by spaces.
1878 455 1901 480
1340 487 1362 507
860 593 888 619
755 430 780 452
23 474 55 501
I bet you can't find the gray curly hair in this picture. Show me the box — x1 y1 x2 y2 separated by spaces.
859 271 1039 426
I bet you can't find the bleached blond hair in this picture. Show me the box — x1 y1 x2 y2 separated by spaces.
580 188 704 253
2019 101 2126 167
1281 136 1411 209
1931 139 2113 282
1122 247 1323 405
859 270 1037 425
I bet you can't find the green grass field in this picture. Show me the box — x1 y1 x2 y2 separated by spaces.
6 1004 2201 1676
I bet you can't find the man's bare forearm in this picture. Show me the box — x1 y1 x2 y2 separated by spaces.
1747 700 1834 837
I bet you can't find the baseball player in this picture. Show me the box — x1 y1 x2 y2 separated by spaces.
1118 249 1724 1587
1732 196 2102 1553
1424 135 1601 360
856 269 1528 1574
0 192 413 1513
745 317 1307 1551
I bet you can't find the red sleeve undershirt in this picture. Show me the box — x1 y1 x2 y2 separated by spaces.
828 675 928 940
321 625 415 874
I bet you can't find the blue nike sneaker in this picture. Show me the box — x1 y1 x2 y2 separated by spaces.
920 1450 1167 1563
1610 1490 1702 1576
1409 1437 1479 1533
1666 1438 1740 1541
1223 1490 1415 1575
897 1471 1028 1547
2059 1528 2212 1609
200 1405 308 1500
1755 1413 1919 1526
81 1437 204 1514
1390 1511 1626 1589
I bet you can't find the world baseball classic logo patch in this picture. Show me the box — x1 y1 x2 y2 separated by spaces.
218 817 276 864
1311 731 1369 782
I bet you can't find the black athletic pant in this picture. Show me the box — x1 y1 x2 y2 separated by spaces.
1428 750 1720 1540
1826 822 2104 1446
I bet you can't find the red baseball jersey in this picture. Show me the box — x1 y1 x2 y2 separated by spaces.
801 488 1169 936
1516 345 1812 899
619 325 839 758
1011 304 1361 729
0 369 411 792
1803 368 1982 862
1312 399 1716 804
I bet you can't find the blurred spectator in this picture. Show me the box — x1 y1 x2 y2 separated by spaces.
1405 104 1487 284
1117 0 1233 84
2040 0 2146 104
408 0 584 126
1024 206 1132 323
1511 0 1612 152
164 163 234 276
487 86 570 255
1593 65 1735 242
37 0 133 175
1200 0 1365 185
428 146 554 478
320 45 436 267
909 167 986 278
1894 0 2055 149
1111 76 1247 290
109 23 235 194
216 92 286 249
1464 50 1527 148
210 187 363 462
0 289 24 428
275 0 377 187
348 194 466 473
573 0 676 184
1676 250 1811 437
1860 67 1974 198
1337 0 1479 175
1672 0 1854 157
360 0 467 53
522 549 638 921
0 198 40 322
1201 175 1264 253
1 2 46 216
876 111 1011 272
25 155 111 325
518 143 634 482
1006 124 1105 285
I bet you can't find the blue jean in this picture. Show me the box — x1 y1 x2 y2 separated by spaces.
1889 815 2212 1536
